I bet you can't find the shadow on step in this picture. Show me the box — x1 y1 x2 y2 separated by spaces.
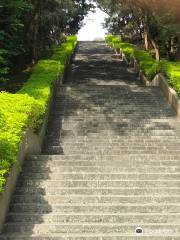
1 160 54 238
42 41 178 155
41 80 177 156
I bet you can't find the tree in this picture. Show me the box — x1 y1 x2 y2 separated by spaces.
96 0 180 61
0 0 93 83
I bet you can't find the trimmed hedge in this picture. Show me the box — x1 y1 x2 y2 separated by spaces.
106 35 135 60
105 35 114 45
0 36 77 193
159 60 180 94
134 50 159 80
118 43 135 60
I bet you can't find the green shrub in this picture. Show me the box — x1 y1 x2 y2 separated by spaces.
105 35 135 60
66 35 78 47
117 42 135 60
112 37 121 44
111 37 122 50
0 93 40 192
0 35 77 193
51 36 77 64
159 60 180 94
134 50 159 79
105 35 114 45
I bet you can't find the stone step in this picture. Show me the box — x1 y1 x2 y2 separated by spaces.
47 135 179 141
49 111 175 117
0 236 180 240
52 112 175 118
44 145 180 151
28 154 180 161
43 147 179 155
46 136 179 143
9 203 180 214
45 139 180 146
47 120 178 128
44 141 180 149
45 138 180 145
16 180 180 188
21 165 180 173
58 118 179 124
14 187 180 196
11 194 180 205
2 223 180 235
20 172 180 181
23 159 180 169
49 115 176 121
63 112 178 118
45 134 180 141
46 134 180 140
53 110 174 115
6 213 180 224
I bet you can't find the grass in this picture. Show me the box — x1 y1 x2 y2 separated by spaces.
0 36 77 193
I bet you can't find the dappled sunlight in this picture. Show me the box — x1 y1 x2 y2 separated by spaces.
42 41 178 158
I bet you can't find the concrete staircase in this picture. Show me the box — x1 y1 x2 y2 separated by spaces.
1 42 180 239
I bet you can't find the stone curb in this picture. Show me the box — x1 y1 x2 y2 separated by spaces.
0 45 76 232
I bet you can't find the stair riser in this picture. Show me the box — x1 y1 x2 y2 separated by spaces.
12 195 180 204
45 136 180 143
28 154 180 161
20 166 180 173
1 237 180 240
16 180 180 188
6 214 180 224
9 204 180 214
19 173 180 181
44 140 180 146
14 188 180 196
23 160 180 168
44 148 179 155
3 224 180 235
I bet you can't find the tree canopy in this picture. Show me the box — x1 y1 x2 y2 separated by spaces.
0 0 93 82
96 0 180 61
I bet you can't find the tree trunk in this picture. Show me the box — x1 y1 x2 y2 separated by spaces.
144 25 149 51
151 39 160 61
178 35 180 59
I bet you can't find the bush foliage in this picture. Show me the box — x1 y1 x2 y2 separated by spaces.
106 35 135 59
0 36 77 193
118 43 135 60
105 35 114 44
134 50 159 79
159 60 180 94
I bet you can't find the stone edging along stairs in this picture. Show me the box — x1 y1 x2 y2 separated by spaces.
1 41 180 239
